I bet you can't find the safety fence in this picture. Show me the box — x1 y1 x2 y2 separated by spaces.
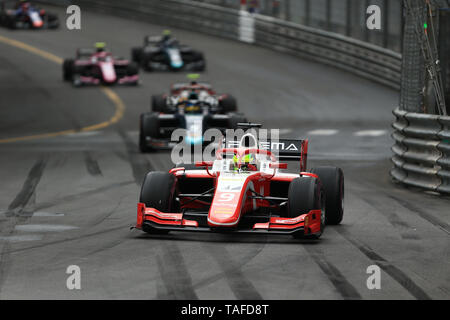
37 0 402 89
391 107 450 194
193 0 404 54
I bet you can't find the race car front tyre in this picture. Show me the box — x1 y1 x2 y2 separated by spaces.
139 113 160 153
287 177 324 239
127 62 139 76
151 94 168 113
63 59 74 81
219 95 238 112
310 167 344 225
140 172 177 234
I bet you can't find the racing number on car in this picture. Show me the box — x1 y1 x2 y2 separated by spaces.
218 192 236 202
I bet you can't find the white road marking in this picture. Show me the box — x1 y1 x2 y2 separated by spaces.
15 224 78 232
278 128 292 135
0 235 43 242
307 129 339 136
353 130 387 137
66 131 100 137
33 212 65 217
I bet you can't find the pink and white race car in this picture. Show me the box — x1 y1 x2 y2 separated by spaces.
63 43 139 87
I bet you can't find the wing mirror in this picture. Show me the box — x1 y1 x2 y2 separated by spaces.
195 161 213 167
269 162 287 169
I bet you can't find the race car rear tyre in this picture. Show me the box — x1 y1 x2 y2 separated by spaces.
139 113 159 153
310 167 344 225
131 47 142 64
219 95 237 112
151 95 168 113
174 163 202 170
194 53 206 71
287 177 324 239
45 13 59 29
140 172 177 234
227 114 247 129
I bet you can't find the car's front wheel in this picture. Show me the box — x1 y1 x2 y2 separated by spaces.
287 177 324 239
140 172 177 234
62 59 74 81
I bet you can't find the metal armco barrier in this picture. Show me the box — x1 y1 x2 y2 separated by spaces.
38 0 401 90
391 107 450 194
254 15 401 89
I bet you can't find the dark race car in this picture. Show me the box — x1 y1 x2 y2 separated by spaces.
131 30 206 72
0 0 59 29
134 125 345 239
63 43 139 87
153 74 238 114
139 75 246 152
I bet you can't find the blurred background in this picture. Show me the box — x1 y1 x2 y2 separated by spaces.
196 0 403 52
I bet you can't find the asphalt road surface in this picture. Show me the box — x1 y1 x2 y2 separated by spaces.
0 6 449 299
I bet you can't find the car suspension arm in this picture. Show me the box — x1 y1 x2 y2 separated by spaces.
178 187 216 206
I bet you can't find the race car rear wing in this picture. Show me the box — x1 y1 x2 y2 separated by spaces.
261 138 308 172
225 138 309 172
221 123 309 171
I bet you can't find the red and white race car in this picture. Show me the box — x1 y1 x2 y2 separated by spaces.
62 43 139 87
135 129 344 239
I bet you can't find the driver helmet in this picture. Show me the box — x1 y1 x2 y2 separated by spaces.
187 73 200 86
95 42 106 53
162 29 171 42
188 91 199 100
232 154 257 172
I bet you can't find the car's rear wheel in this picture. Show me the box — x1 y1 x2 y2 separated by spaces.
219 95 237 112
174 163 202 170
310 166 344 225
140 172 177 234
287 177 324 239
131 47 142 64
151 94 168 113
194 52 206 71
227 114 247 129
139 113 159 153
45 13 59 29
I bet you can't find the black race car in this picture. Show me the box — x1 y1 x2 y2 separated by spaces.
139 77 246 152
0 1 58 29
131 31 206 72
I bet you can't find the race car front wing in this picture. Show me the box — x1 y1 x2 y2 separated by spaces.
134 203 322 236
